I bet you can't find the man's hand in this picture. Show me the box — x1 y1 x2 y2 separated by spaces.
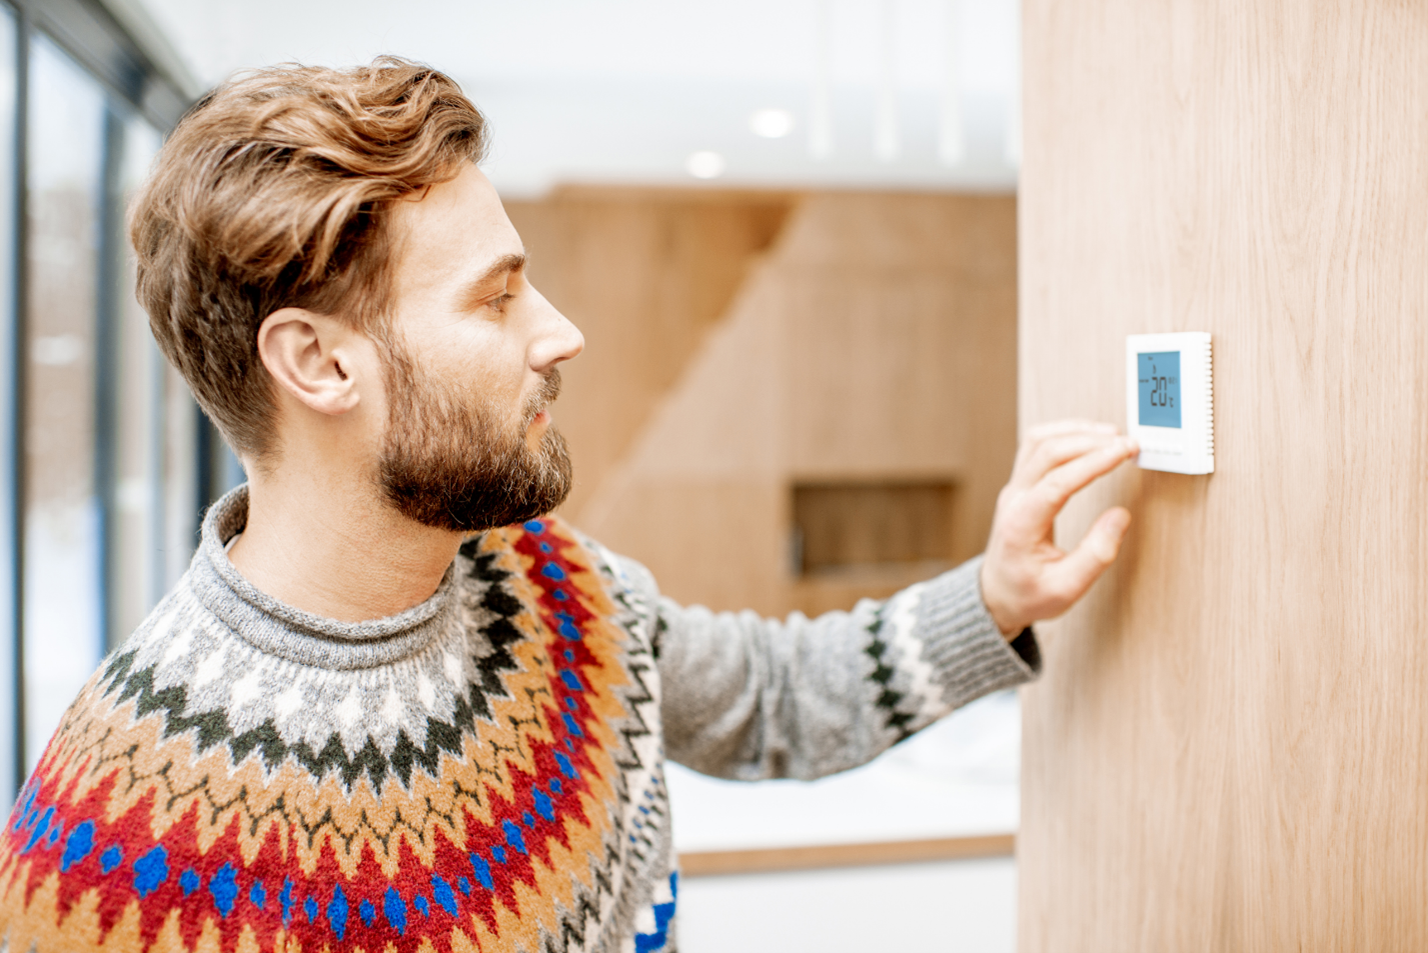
980 420 1138 636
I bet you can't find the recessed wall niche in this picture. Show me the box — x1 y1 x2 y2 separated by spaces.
791 480 958 579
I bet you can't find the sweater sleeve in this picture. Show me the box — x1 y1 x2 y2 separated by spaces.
606 551 1041 782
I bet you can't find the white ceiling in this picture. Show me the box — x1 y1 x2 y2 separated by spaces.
130 0 1020 196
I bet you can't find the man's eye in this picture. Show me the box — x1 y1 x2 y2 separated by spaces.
487 293 514 312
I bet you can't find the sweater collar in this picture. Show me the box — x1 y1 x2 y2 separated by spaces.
190 485 458 670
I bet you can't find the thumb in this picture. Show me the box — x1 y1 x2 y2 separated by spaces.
1043 506 1131 608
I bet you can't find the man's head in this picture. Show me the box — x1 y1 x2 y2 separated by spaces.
131 58 582 531
363 163 581 532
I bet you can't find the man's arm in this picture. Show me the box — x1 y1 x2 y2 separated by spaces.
644 555 1035 781
624 421 1136 782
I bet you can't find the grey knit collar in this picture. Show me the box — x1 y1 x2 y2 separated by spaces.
190 485 460 670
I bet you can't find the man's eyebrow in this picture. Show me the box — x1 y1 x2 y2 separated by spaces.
457 252 526 304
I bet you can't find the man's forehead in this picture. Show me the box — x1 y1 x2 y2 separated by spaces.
388 165 524 287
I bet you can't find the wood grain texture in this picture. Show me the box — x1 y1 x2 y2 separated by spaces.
680 833 1015 878
1018 3 1428 950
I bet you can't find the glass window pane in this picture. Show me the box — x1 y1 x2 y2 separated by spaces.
109 114 163 644
23 35 106 773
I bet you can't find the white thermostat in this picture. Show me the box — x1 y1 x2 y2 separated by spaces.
1125 332 1214 474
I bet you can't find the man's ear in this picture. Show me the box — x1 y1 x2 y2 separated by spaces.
256 308 366 416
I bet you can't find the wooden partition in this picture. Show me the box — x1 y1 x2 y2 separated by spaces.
1019 3 1428 950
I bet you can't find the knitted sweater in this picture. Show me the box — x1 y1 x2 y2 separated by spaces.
0 486 1039 953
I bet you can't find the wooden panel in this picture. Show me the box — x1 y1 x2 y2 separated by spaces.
680 833 1014 878
580 192 1018 617
1019 3 1428 951
783 194 1018 569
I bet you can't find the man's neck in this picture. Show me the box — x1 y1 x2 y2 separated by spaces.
227 468 463 623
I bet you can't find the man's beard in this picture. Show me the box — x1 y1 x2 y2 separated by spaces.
375 342 573 533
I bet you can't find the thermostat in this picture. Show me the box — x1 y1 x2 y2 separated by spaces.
1125 332 1214 474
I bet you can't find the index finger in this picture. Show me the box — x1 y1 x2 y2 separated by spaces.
1011 429 1124 490
1021 437 1138 528
1023 419 1119 443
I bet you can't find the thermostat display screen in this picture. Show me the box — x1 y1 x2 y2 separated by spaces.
1137 351 1182 429
1126 332 1212 474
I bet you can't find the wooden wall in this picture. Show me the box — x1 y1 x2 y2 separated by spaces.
506 188 1018 618
1019 3 1428 950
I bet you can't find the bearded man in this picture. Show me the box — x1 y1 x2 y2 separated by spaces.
0 59 1136 953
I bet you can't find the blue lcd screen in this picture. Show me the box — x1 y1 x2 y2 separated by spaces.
1137 351 1182 428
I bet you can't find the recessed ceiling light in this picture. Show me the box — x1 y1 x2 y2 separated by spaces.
686 151 727 179
750 108 794 139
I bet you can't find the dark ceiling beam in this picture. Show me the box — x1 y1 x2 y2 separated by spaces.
17 0 192 130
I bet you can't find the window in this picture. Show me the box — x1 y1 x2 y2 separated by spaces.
23 34 107 772
0 0 196 810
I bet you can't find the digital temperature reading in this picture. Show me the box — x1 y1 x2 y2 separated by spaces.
1125 332 1214 475
1137 351 1181 429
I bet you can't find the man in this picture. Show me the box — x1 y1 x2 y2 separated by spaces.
0 59 1135 952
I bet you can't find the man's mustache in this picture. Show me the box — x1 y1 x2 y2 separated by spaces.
525 369 562 423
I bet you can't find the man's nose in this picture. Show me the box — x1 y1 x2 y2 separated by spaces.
530 294 584 372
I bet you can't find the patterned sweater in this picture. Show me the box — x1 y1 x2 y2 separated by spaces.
0 487 1039 953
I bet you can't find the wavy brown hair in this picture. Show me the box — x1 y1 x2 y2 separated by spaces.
130 57 487 460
